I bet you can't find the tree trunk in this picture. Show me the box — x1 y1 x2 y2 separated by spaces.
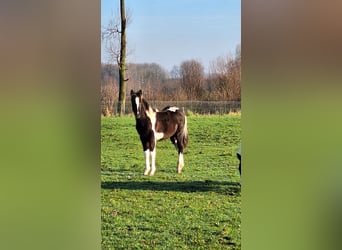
117 0 127 116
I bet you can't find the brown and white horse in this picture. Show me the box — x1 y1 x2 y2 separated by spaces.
130 89 189 176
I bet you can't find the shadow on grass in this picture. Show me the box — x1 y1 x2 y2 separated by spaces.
101 180 241 195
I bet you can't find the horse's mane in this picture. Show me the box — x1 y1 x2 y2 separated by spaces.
141 98 150 112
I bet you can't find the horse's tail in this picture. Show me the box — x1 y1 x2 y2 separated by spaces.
180 115 189 148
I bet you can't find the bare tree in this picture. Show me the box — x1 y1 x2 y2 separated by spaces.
101 63 119 116
170 65 180 79
101 80 118 116
179 59 205 100
208 45 241 101
117 0 129 115
102 0 130 116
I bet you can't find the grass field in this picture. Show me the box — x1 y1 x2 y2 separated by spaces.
101 114 241 249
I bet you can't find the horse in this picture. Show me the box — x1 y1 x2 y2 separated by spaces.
130 89 189 176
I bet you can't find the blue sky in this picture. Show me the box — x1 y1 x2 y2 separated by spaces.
101 0 241 72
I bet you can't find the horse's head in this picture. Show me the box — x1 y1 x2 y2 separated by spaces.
130 89 143 118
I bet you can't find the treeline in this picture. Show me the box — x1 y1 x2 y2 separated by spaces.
101 46 241 116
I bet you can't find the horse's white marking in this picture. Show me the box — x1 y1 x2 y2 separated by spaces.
167 107 179 112
150 149 156 176
155 132 164 141
146 107 164 141
177 153 184 173
144 149 150 175
135 97 140 116
173 139 179 151
146 106 154 118
143 148 157 176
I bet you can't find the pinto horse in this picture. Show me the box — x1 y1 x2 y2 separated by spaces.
130 89 189 176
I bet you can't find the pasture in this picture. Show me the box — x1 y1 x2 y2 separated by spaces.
101 114 241 249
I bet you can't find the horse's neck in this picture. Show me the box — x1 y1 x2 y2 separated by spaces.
136 99 153 132
142 99 150 111
137 98 155 121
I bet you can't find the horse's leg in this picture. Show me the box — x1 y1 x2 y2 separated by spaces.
143 149 151 176
149 135 157 176
176 135 184 173
176 117 188 174
177 151 184 174
170 135 183 173
150 146 156 176
142 138 151 175
170 136 178 151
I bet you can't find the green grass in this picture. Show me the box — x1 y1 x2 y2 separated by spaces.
101 115 241 249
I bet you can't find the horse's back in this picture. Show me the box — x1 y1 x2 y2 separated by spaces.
158 107 186 124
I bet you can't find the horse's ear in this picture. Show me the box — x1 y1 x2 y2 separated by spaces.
138 89 142 96
130 89 134 95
